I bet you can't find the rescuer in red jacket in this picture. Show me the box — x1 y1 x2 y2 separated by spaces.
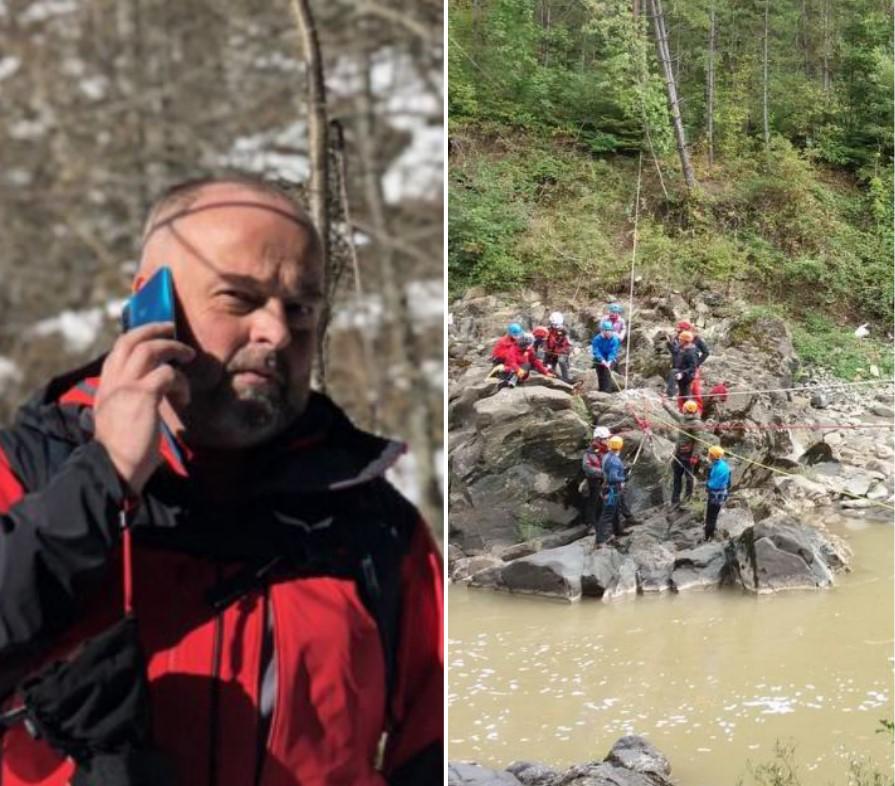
0 176 443 786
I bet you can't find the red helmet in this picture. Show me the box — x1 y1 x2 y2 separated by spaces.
533 326 549 339
676 320 693 332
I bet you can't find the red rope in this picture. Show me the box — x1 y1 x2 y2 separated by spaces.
123 527 133 615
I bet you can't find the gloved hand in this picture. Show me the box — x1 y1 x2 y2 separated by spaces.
516 368 528 379
675 372 683 381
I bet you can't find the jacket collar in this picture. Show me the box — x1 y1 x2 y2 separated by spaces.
15 357 405 495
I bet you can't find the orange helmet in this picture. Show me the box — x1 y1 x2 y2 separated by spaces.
683 400 699 413
532 326 549 339
708 445 725 459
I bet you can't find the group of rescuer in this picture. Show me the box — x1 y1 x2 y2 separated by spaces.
487 303 731 546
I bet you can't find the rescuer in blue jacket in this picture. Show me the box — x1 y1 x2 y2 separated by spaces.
591 320 621 393
595 435 632 547
705 445 732 540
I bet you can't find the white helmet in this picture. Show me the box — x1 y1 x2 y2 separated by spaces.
593 426 611 439
549 311 564 328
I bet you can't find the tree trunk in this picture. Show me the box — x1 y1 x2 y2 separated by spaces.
289 0 332 391
647 0 696 190
356 56 440 531
821 0 831 92
762 0 770 156
707 1 715 168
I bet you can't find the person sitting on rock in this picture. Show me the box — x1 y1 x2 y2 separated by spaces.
495 332 554 390
661 398 705 507
670 330 699 407
595 435 632 547
704 445 731 541
491 322 525 367
602 303 627 343
665 320 710 399
592 320 621 393
582 426 611 532
545 312 573 383
532 325 549 361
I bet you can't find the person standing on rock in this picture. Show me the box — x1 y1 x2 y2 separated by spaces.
665 321 710 399
595 436 632 547
545 312 573 383
661 399 704 507
582 426 611 532
670 330 699 406
704 445 732 540
602 303 627 343
592 321 621 393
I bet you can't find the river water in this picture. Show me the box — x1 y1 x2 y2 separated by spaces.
448 516 894 785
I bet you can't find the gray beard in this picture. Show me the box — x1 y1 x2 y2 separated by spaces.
180 378 299 449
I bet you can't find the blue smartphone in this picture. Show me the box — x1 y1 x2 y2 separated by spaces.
121 267 176 336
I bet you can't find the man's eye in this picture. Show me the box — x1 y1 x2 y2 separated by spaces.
285 302 315 319
221 291 258 309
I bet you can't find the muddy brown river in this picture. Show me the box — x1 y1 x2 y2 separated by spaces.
448 516 894 784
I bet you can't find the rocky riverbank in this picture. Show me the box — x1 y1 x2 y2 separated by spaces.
449 735 675 786
448 289 893 598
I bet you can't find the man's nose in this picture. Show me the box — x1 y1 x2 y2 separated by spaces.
249 300 292 350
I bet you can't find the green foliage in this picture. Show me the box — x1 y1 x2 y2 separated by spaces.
737 739 894 786
790 313 894 381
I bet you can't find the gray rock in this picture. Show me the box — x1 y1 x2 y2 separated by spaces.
717 506 755 539
449 762 523 786
670 542 729 591
451 555 505 582
501 540 589 600
506 761 561 786
870 404 894 419
631 542 675 593
605 735 672 779
581 549 638 600
811 391 831 409
731 516 849 593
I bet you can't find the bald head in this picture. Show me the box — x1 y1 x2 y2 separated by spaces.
139 175 322 275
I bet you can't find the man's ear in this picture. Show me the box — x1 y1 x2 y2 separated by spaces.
132 274 146 294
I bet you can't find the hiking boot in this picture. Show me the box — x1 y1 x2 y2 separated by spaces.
615 526 633 537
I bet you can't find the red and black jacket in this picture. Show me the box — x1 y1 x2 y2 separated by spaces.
0 360 443 786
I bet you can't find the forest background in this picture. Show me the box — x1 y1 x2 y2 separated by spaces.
0 0 444 532
448 0 894 380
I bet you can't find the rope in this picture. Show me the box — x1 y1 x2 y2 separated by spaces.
631 405 895 512
623 152 643 392
679 377 894 400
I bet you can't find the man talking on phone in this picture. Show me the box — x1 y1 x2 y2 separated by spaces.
0 175 443 786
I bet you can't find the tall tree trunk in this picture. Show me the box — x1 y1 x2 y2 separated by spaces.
289 0 332 391
356 55 440 531
647 0 696 190
762 0 770 156
633 0 640 18
707 1 715 168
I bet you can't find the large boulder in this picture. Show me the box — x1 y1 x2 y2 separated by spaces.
731 514 851 593
670 542 729 591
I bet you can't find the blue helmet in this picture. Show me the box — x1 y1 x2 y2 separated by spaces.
600 320 614 331
508 323 524 338
608 303 623 314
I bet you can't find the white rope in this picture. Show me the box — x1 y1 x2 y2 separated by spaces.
623 152 643 391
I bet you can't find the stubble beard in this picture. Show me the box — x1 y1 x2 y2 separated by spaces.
179 353 305 449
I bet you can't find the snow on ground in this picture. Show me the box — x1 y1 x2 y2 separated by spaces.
213 122 309 181
20 0 77 24
0 56 20 81
406 279 443 324
228 47 442 205
27 307 105 353
0 357 23 392
387 449 420 504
